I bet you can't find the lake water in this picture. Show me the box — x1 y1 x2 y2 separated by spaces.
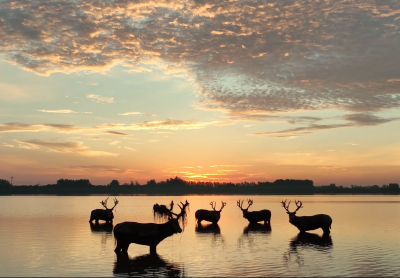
0 195 399 277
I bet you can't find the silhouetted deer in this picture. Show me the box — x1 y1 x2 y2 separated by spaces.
114 200 189 255
237 199 271 224
153 200 174 221
195 201 226 224
89 197 119 223
281 200 332 234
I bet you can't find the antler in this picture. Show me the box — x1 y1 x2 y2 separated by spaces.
169 200 174 211
219 201 227 211
100 197 109 209
110 198 119 210
210 201 216 211
294 200 303 213
246 199 253 210
176 200 190 220
237 200 244 210
281 199 291 213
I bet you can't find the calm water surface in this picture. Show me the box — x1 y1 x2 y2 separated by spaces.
0 195 399 277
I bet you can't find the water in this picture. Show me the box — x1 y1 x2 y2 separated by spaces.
0 195 399 277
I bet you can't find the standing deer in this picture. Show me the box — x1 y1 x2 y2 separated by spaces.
114 200 189 255
281 200 332 234
195 201 226 224
237 199 271 225
89 197 119 223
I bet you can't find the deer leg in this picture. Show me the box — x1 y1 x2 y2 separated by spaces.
149 245 157 255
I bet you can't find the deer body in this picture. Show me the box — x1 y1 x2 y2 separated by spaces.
237 199 271 225
114 220 181 254
243 210 272 224
89 197 118 223
195 201 226 224
114 200 189 255
281 200 332 234
289 214 332 233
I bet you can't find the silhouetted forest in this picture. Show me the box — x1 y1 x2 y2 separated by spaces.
0 177 399 195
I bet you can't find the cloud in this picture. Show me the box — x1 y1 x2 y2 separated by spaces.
67 165 137 173
86 94 114 103
0 122 80 133
38 109 77 113
104 131 130 136
109 140 120 145
253 113 398 137
3 143 14 147
118 112 157 117
124 147 137 151
14 139 117 156
0 120 227 135
1 0 400 127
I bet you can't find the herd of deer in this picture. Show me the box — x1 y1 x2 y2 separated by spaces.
89 197 332 255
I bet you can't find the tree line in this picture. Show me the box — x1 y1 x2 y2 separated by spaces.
0 176 399 195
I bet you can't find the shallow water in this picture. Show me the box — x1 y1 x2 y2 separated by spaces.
0 195 399 277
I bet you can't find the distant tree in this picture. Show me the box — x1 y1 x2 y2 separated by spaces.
0 179 12 188
388 183 399 190
109 179 120 187
146 179 157 187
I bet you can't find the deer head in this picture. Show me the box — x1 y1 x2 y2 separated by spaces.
237 199 253 217
101 197 119 217
210 201 227 212
281 199 303 222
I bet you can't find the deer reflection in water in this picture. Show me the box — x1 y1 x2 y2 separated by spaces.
195 223 221 235
238 223 271 249
243 223 271 235
283 232 333 267
290 232 333 250
113 252 183 277
89 222 113 234
195 223 225 247
89 222 113 245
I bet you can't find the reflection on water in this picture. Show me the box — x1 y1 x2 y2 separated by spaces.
90 222 114 234
195 223 225 247
113 252 184 277
195 223 220 235
284 233 333 268
243 223 271 235
290 232 333 250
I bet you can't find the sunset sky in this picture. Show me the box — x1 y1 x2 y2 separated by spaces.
0 0 399 186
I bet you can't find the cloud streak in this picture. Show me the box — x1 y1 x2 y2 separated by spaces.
86 94 114 103
15 139 117 156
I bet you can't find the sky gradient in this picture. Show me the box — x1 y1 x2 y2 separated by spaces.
1 0 399 186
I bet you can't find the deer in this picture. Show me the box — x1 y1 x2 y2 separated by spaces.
113 200 189 255
195 201 226 224
237 199 271 225
89 197 119 223
281 200 332 234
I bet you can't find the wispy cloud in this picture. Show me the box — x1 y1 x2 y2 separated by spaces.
14 139 118 156
38 109 77 114
0 120 227 134
104 131 130 136
118 112 156 116
124 147 137 151
109 140 120 145
3 143 14 147
86 94 114 103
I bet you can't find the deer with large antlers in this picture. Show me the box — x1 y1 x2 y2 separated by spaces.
113 200 189 255
195 201 227 224
237 199 271 225
281 200 332 234
89 197 119 223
